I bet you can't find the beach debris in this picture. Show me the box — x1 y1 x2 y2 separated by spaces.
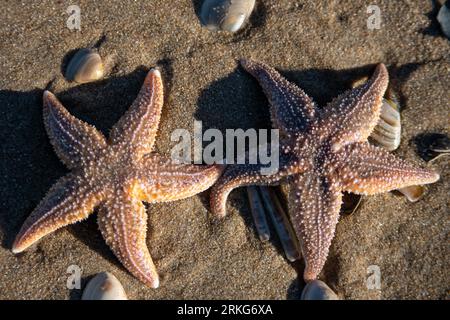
65 48 104 84
300 280 339 300
81 272 128 300
438 1 450 39
200 0 255 32
416 133 450 162
396 185 425 202
246 186 271 241
258 186 301 262
341 192 364 215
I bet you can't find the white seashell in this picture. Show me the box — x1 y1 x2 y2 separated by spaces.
438 1 450 39
65 48 104 84
370 98 401 151
200 0 256 32
301 280 339 300
246 186 271 241
81 272 128 300
397 185 425 202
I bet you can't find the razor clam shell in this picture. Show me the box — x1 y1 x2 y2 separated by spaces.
81 272 127 300
246 186 271 241
258 186 301 262
200 0 256 32
65 48 104 84
301 280 339 300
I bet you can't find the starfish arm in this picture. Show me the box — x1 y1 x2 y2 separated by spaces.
319 64 389 151
332 142 440 194
97 193 159 288
288 172 342 282
43 91 107 169
210 154 303 217
12 174 103 253
240 59 316 133
136 153 223 203
109 69 164 157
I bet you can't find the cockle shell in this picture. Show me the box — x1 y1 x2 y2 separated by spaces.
370 98 401 151
200 0 256 32
65 48 104 84
81 272 128 300
301 280 339 300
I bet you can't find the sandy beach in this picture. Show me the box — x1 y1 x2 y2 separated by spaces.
0 0 448 299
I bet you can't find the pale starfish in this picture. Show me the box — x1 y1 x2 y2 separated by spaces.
13 69 222 288
210 59 440 282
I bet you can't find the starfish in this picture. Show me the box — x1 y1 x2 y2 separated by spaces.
210 59 440 282
12 69 222 288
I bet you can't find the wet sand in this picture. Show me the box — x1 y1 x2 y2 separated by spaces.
0 0 448 299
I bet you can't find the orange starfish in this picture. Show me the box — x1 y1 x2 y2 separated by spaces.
13 69 222 288
211 59 440 282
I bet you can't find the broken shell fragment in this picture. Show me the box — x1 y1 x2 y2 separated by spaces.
65 48 104 84
301 280 339 300
370 98 401 151
258 186 301 262
397 185 425 202
246 186 271 241
81 272 127 300
200 0 256 32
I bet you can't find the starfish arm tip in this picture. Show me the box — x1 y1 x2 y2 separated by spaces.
149 68 161 77
11 242 25 254
150 277 160 289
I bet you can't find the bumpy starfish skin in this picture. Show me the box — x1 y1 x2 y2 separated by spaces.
210 59 440 282
13 69 223 288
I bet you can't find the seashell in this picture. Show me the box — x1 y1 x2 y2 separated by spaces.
301 280 339 300
258 186 301 262
200 0 255 32
397 185 425 202
341 192 364 215
370 98 401 151
438 1 450 39
81 272 127 300
246 186 271 241
65 48 104 84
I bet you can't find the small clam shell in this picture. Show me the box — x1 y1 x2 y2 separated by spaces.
246 186 271 241
200 0 255 32
301 280 339 300
370 98 401 151
397 185 425 202
438 1 450 39
65 48 104 84
81 272 127 300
